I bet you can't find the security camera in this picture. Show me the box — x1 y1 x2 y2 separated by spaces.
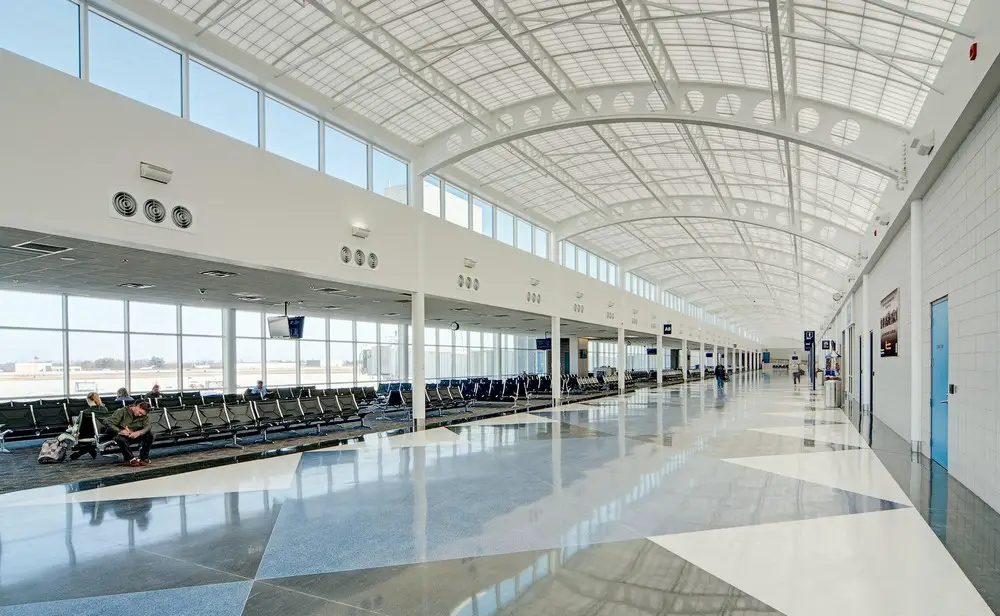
198 288 207 295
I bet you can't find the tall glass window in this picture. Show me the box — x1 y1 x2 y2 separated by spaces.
423 176 442 217
182 335 223 392
265 96 319 169
68 297 124 331
68 331 125 395
563 242 575 270
189 60 259 146
472 197 493 237
534 228 549 259
88 11 182 116
372 149 408 205
325 126 368 188
130 302 177 334
444 184 470 228
496 209 515 246
131 333 178 392
0 328 63 398
0 290 62 329
0 0 80 77
516 219 532 253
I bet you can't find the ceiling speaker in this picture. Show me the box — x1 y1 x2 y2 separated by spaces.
143 199 166 223
112 192 137 217
171 206 193 229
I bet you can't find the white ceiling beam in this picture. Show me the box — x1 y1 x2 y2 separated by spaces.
860 0 974 37
794 8 944 95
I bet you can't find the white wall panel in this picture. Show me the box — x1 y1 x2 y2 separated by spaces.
0 52 419 292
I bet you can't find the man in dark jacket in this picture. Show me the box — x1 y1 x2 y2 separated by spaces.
714 363 726 388
102 401 154 467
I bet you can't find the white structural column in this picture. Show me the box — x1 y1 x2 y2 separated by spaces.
618 326 626 393
551 316 562 405
656 334 663 387
681 338 688 382
699 341 705 380
222 308 237 394
412 175 427 428
910 200 923 450
411 291 426 427
861 273 871 411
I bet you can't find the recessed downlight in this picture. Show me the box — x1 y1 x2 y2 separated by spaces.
119 282 155 290
382 312 400 317
322 305 344 311
200 270 238 278
312 287 346 294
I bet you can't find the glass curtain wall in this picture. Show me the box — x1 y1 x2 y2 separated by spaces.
0 289 489 400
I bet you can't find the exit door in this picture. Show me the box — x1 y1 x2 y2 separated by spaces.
931 297 949 468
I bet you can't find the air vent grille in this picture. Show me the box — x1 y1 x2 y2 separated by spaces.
112 192 137 217
143 199 166 223
340 247 351 264
171 206 193 229
10 241 71 255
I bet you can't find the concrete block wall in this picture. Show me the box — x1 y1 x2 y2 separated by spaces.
922 88 1000 511
867 220 911 441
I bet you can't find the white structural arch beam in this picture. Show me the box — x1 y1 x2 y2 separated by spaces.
689 293 835 312
556 196 863 257
664 274 837 295
626 249 847 289
417 82 906 177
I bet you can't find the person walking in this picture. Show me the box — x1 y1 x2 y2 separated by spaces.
714 363 726 389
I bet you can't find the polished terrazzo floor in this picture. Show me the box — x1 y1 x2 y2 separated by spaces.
1 374 996 615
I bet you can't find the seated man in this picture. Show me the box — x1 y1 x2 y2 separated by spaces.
101 400 155 467
114 387 135 404
249 380 268 398
146 384 162 399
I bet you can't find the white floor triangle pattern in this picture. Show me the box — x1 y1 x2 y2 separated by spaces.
749 424 869 448
649 508 993 616
722 449 911 504
469 413 557 426
761 410 850 422
317 427 465 451
0 453 303 507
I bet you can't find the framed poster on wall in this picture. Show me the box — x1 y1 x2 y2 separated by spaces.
880 288 899 357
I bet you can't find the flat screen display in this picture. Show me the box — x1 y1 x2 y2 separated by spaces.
268 316 305 339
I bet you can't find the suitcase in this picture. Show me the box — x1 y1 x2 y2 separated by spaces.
38 438 68 464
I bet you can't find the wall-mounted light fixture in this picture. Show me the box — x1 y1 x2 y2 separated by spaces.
352 225 370 239
529 278 540 286
464 258 477 269
575 292 584 299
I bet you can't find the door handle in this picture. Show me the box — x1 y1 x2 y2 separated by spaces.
939 400 948 404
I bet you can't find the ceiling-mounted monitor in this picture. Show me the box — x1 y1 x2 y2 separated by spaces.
268 316 305 339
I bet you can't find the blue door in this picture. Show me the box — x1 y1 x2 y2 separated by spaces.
930 297 949 468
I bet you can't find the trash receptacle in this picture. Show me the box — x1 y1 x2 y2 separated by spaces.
824 379 841 408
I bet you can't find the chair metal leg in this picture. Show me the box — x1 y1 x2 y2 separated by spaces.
260 428 274 444
0 429 11 453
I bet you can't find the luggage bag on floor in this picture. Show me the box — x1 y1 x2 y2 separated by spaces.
38 437 68 464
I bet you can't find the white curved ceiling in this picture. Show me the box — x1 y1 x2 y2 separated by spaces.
155 0 970 337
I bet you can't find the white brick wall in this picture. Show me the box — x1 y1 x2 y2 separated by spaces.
867 220 912 440
921 88 1000 510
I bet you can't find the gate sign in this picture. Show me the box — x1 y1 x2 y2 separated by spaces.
822 340 831 350
804 330 815 343
663 323 672 335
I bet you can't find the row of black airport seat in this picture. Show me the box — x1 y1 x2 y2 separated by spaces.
0 370 685 451
72 394 377 456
